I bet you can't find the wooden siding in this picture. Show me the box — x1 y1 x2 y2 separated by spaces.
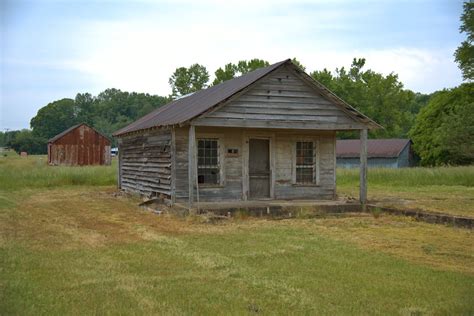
174 126 190 201
49 124 111 166
193 65 366 130
174 126 336 202
118 129 172 199
274 131 336 200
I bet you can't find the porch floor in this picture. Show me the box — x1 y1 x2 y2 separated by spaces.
173 199 362 215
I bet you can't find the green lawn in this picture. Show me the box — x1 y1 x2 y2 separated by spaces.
1 155 473 314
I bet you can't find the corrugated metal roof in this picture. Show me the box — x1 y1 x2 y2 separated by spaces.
336 139 411 158
114 58 380 137
113 60 289 136
48 123 110 143
48 124 83 143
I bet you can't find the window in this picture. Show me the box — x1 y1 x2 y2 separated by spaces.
197 138 220 184
296 141 315 184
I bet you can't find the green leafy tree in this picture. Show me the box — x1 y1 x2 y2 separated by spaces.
88 89 168 143
30 98 78 140
311 58 419 138
169 64 209 98
213 63 238 85
29 89 168 147
74 93 95 125
409 83 474 166
454 2 474 80
236 59 269 74
9 129 47 154
0 132 5 147
291 58 306 71
213 59 269 85
0 130 20 148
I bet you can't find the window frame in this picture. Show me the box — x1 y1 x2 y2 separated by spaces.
196 135 225 187
292 138 320 186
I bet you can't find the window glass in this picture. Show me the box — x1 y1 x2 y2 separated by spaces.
296 141 314 184
197 139 220 184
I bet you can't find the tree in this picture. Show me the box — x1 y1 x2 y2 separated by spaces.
9 129 47 154
30 98 78 140
0 130 20 148
291 58 306 71
29 89 168 148
213 63 238 85
213 59 269 85
169 64 209 98
409 83 474 166
91 89 168 141
311 58 420 138
235 59 269 74
454 2 474 80
74 93 95 125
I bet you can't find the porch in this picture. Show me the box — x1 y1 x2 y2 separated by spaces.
173 198 362 216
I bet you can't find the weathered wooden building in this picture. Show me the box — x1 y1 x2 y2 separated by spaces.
113 59 380 207
48 123 111 166
337 139 417 168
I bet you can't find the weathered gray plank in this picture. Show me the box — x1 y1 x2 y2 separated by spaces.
360 129 368 206
118 129 172 198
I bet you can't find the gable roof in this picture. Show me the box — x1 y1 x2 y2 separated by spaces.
48 123 110 143
114 59 380 137
336 139 411 158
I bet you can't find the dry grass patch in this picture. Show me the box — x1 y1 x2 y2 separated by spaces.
276 215 474 275
0 186 258 251
2 186 473 276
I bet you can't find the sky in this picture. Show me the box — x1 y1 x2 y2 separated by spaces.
0 0 466 130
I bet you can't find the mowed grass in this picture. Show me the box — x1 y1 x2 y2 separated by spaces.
337 166 474 217
0 154 473 314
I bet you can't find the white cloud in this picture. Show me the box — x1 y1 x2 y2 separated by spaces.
299 47 461 93
14 1 463 97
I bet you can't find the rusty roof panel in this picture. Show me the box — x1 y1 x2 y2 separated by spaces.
336 139 411 158
48 123 110 143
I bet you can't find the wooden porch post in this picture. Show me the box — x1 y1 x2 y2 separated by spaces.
188 125 196 209
360 129 368 208
117 144 122 189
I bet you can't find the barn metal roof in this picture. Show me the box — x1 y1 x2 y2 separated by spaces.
336 139 411 158
114 59 380 137
48 123 110 143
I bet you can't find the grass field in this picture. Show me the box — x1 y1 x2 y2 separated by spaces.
337 167 474 217
1 154 473 314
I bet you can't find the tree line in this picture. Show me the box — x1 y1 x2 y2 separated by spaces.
1 2 472 165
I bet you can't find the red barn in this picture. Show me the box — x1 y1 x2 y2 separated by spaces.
48 123 111 166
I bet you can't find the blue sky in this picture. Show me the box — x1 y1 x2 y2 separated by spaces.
0 0 466 130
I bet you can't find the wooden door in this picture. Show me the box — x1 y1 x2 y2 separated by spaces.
249 139 270 199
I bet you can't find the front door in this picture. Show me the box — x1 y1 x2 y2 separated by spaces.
249 138 270 199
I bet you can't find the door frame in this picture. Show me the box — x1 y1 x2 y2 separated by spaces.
242 131 275 200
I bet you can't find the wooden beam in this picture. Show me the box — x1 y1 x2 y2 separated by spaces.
188 125 196 209
360 129 368 207
170 127 176 205
117 141 122 189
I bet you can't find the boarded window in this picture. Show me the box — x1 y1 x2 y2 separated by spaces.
296 141 315 184
197 138 220 184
